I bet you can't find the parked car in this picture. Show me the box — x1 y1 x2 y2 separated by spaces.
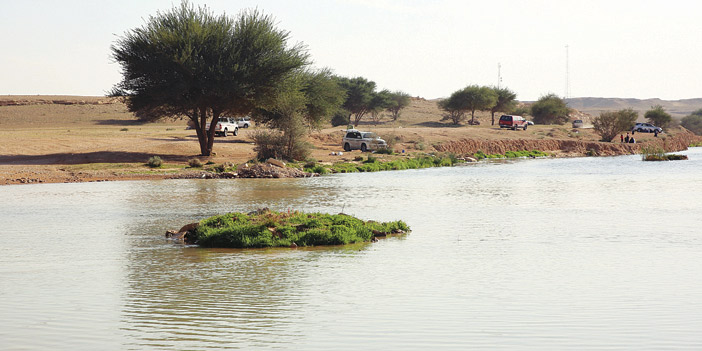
205 117 239 137
499 115 528 130
633 122 663 133
235 117 252 128
342 129 387 152
572 119 584 128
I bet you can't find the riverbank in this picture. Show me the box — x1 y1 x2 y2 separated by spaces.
2 95 700 185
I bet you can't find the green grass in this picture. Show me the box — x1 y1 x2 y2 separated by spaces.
192 210 410 248
474 150 549 160
319 154 462 174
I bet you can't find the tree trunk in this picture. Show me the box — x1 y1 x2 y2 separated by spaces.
205 108 219 156
491 111 495 125
191 109 210 156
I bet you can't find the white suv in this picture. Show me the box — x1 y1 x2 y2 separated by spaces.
633 122 662 133
235 117 252 128
342 129 387 152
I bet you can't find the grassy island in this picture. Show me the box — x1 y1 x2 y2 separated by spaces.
190 209 409 248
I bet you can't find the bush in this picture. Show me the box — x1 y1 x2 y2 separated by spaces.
252 131 285 160
147 156 162 168
251 130 311 161
188 158 203 168
681 109 702 135
531 94 569 125
374 148 394 155
331 110 351 127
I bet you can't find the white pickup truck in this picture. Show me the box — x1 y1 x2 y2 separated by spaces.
206 117 239 137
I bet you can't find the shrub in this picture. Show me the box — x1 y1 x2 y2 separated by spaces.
147 156 162 168
331 110 351 127
252 131 285 160
374 148 394 155
592 108 638 142
681 109 702 135
531 94 569 125
188 158 203 168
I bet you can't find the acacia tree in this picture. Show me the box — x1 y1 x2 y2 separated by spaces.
592 108 638 142
253 69 344 160
644 105 672 128
368 90 391 125
335 76 377 126
439 89 469 125
386 91 411 121
463 85 498 125
489 87 517 125
531 94 570 125
110 2 308 156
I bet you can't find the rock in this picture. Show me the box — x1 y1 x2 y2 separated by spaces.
372 230 387 237
178 222 199 233
290 242 298 249
266 158 286 168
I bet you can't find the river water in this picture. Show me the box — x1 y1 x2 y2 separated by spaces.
2 149 702 350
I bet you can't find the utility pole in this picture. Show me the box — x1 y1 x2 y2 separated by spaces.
497 63 502 89
565 45 570 99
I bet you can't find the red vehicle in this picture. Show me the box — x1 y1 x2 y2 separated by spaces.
499 115 528 130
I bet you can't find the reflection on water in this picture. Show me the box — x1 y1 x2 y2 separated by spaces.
1 149 702 350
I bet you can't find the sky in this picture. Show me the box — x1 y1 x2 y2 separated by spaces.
2 0 701 101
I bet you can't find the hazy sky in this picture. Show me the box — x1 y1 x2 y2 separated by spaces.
2 0 701 101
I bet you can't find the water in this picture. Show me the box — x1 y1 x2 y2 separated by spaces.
2 149 702 350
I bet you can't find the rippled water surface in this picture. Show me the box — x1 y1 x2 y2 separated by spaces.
2 149 702 350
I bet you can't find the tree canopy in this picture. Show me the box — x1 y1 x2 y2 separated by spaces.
110 2 308 156
335 76 377 126
592 108 638 142
439 89 469 125
439 85 496 125
681 108 702 135
489 87 518 125
252 69 344 160
644 105 672 128
530 94 570 125
386 91 412 121
462 85 498 125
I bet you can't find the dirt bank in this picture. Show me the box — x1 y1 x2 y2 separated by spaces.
434 130 701 157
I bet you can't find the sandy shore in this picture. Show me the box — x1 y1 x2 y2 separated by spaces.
1 96 698 185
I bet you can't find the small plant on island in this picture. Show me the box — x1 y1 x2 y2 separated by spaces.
641 145 688 161
184 209 409 248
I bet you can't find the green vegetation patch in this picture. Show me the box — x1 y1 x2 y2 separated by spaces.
641 145 688 161
473 150 549 160
192 210 410 248
306 154 463 174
